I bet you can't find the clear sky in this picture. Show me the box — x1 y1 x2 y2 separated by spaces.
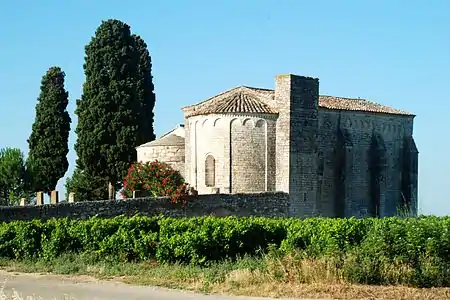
0 0 448 215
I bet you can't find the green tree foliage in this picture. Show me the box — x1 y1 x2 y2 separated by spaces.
0 148 29 205
133 34 156 146
27 66 71 193
64 167 109 201
75 19 156 198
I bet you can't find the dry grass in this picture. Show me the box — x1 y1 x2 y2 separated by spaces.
210 268 450 300
0 253 449 300
121 254 450 299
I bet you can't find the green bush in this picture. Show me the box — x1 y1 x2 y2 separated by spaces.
279 217 374 256
0 215 449 287
156 217 287 265
120 160 189 203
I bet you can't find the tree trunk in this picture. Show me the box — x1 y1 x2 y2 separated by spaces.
0 188 6 206
108 182 115 200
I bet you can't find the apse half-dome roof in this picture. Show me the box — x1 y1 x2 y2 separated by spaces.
182 87 277 117
137 125 185 149
137 134 185 148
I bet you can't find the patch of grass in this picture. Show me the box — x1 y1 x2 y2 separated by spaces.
0 252 449 299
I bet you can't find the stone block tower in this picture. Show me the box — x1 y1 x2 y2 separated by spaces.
275 74 320 217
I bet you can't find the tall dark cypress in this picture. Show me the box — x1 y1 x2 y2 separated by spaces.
133 34 156 146
75 19 156 199
27 66 71 193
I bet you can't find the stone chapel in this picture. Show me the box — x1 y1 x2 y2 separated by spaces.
136 74 419 218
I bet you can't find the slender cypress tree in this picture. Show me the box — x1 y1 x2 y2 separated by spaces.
133 34 156 146
75 19 156 199
27 66 71 193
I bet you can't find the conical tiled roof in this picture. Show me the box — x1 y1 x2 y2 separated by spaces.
137 134 184 148
183 88 277 117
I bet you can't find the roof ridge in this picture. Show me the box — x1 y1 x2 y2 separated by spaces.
181 86 245 110
159 124 184 139
320 94 368 101
242 86 274 92
137 134 185 148
184 88 277 117
183 85 413 117
319 95 413 115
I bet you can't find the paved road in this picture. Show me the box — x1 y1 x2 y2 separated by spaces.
0 271 303 300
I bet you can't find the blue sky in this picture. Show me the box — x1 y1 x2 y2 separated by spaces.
0 0 448 215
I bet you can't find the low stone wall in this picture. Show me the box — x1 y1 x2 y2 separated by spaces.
0 192 290 222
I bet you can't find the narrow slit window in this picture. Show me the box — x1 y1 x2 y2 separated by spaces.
205 155 215 187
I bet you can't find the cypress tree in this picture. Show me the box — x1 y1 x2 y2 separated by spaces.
27 66 71 193
133 34 156 146
75 19 155 199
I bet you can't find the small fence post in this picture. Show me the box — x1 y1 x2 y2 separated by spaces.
36 192 44 206
50 190 59 204
20 198 28 206
68 192 76 203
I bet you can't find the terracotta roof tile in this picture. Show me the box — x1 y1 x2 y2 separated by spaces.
318 95 412 116
183 88 277 117
183 86 414 117
245 87 413 116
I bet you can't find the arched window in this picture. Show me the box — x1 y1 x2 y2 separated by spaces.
205 155 215 187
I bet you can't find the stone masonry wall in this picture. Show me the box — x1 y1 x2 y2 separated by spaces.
317 109 416 218
186 114 276 194
186 115 229 194
275 75 319 217
184 117 193 188
137 145 185 178
231 117 275 193
0 192 290 223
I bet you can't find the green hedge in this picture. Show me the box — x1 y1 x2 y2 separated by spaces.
0 216 449 286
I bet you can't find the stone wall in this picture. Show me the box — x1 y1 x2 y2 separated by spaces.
272 74 417 218
143 74 418 219
230 116 276 193
185 113 277 195
186 115 229 194
317 109 417 218
137 144 185 178
275 74 320 217
0 192 290 223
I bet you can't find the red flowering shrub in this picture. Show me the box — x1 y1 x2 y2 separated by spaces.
120 160 189 203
